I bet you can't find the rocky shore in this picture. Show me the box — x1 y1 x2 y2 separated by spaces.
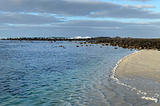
1 36 160 50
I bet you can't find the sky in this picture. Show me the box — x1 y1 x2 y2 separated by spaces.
0 0 160 38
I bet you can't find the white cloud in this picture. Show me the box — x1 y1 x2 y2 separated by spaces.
113 0 154 2
123 4 155 8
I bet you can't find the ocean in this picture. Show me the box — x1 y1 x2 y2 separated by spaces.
0 40 159 106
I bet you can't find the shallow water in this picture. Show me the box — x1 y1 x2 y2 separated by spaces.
0 40 159 106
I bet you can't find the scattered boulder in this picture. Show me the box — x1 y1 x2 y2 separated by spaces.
138 47 142 50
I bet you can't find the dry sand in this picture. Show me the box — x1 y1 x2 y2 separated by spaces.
115 50 160 105
115 50 160 82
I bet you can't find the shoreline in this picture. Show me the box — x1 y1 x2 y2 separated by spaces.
112 50 160 105
115 50 160 82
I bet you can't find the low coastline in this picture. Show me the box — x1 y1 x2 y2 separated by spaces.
114 50 160 105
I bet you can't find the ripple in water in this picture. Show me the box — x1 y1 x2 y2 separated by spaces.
0 40 159 106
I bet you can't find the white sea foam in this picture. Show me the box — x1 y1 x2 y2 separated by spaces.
70 36 91 39
111 50 159 103
141 96 159 103
0 37 7 39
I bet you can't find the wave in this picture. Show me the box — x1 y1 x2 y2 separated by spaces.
70 36 91 39
0 37 7 39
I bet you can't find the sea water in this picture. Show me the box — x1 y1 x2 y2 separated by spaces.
0 40 159 106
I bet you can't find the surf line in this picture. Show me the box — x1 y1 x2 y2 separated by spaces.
110 50 159 103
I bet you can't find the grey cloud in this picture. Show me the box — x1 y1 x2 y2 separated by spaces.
0 0 158 19
0 0 159 38
0 13 63 24
0 0 121 16
56 20 126 28
55 20 160 29
89 7 160 19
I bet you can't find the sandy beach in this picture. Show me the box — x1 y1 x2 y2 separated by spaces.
115 50 160 82
115 50 160 105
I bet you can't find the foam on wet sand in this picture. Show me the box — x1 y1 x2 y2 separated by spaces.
114 50 160 105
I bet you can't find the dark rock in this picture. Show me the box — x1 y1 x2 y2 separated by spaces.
105 43 108 46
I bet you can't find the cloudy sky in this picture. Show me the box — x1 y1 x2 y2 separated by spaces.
0 0 160 38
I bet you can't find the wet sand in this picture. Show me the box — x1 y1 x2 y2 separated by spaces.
116 50 160 82
115 50 160 105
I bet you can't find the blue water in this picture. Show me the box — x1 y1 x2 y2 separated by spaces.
0 40 152 106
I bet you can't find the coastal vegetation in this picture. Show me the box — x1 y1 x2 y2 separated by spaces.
1 36 160 50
